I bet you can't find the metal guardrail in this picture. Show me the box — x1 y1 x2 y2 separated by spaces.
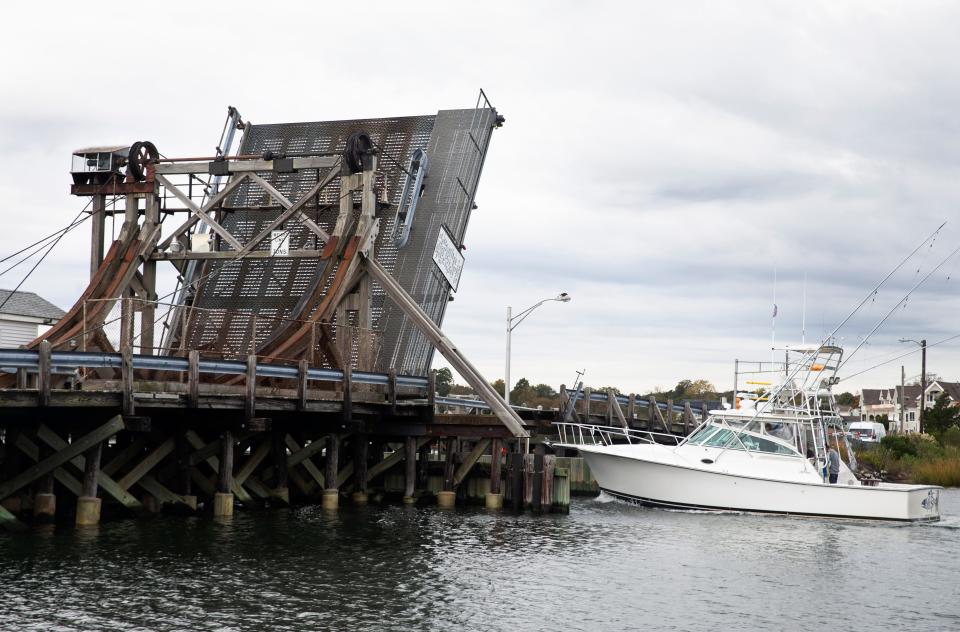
554 422 684 446
0 348 430 389
0 348 712 418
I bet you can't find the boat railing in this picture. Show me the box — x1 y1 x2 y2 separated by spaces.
554 422 683 447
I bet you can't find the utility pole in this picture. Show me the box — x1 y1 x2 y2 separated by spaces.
920 339 927 434
900 365 905 434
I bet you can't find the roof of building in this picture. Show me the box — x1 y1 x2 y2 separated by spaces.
931 380 960 403
860 389 881 406
0 290 65 320
896 384 924 403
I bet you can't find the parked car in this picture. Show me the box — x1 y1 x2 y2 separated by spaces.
846 421 887 443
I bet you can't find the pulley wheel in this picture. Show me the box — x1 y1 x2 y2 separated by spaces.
343 131 373 174
127 140 159 181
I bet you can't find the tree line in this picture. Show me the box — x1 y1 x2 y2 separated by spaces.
435 368 866 413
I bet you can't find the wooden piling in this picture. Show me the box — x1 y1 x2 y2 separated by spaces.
403 436 416 504
270 429 289 505
509 445 524 512
683 402 695 435
437 436 456 508
76 431 104 526
188 350 200 408
417 442 430 490
352 434 369 505
322 434 339 510
214 430 234 517
1 428 23 516
489 438 503 494
245 355 257 421
532 443 545 514
38 341 51 408
33 438 56 522
121 345 134 416
486 438 504 510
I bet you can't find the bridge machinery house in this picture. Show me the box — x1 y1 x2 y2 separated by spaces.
0 290 65 347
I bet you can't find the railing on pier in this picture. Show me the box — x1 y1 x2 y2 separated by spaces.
0 347 429 390
554 422 684 447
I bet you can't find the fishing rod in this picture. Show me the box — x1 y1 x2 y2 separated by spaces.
829 221 945 342
841 331 960 382
838 239 960 371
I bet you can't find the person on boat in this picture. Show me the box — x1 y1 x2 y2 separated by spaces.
825 444 840 484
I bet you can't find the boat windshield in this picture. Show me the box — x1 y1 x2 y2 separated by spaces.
686 420 801 456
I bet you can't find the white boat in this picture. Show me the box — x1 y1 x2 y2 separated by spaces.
556 346 941 522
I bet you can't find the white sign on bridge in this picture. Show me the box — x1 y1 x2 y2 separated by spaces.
270 230 290 256
432 226 464 291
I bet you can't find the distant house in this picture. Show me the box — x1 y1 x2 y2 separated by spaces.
891 385 924 432
0 290 65 347
859 388 895 423
859 380 960 433
922 380 960 408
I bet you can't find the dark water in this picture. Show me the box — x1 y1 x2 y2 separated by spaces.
2 490 959 632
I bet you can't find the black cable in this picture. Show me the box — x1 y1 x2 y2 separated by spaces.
368 139 411 177
0 213 92 279
841 332 960 381
0 205 88 313
0 202 92 264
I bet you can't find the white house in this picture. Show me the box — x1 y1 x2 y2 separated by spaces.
861 380 960 433
0 289 65 347
922 380 960 407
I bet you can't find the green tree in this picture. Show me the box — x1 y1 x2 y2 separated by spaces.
510 377 532 404
671 380 693 398
836 392 857 407
448 383 474 396
532 383 557 398
435 367 453 397
491 379 505 396
924 394 960 436
663 379 716 400
595 386 622 396
683 379 716 398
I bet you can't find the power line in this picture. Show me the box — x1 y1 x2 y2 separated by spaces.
0 213 91 278
0 204 90 313
841 332 960 382
0 212 90 265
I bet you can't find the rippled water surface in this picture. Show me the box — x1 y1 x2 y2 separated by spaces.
2 490 959 631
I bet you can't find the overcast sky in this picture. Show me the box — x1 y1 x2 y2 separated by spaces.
2 1 959 395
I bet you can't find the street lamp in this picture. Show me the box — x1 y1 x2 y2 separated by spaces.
505 292 571 407
899 338 927 433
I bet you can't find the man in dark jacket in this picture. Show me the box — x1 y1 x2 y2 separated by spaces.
825 444 840 484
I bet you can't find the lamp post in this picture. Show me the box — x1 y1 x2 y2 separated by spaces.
899 338 927 433
505 293 571 408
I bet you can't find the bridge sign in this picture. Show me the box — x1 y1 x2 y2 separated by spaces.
432 226 464 291
270 230 290 256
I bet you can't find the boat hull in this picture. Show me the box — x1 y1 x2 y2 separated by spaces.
575 446 941 522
